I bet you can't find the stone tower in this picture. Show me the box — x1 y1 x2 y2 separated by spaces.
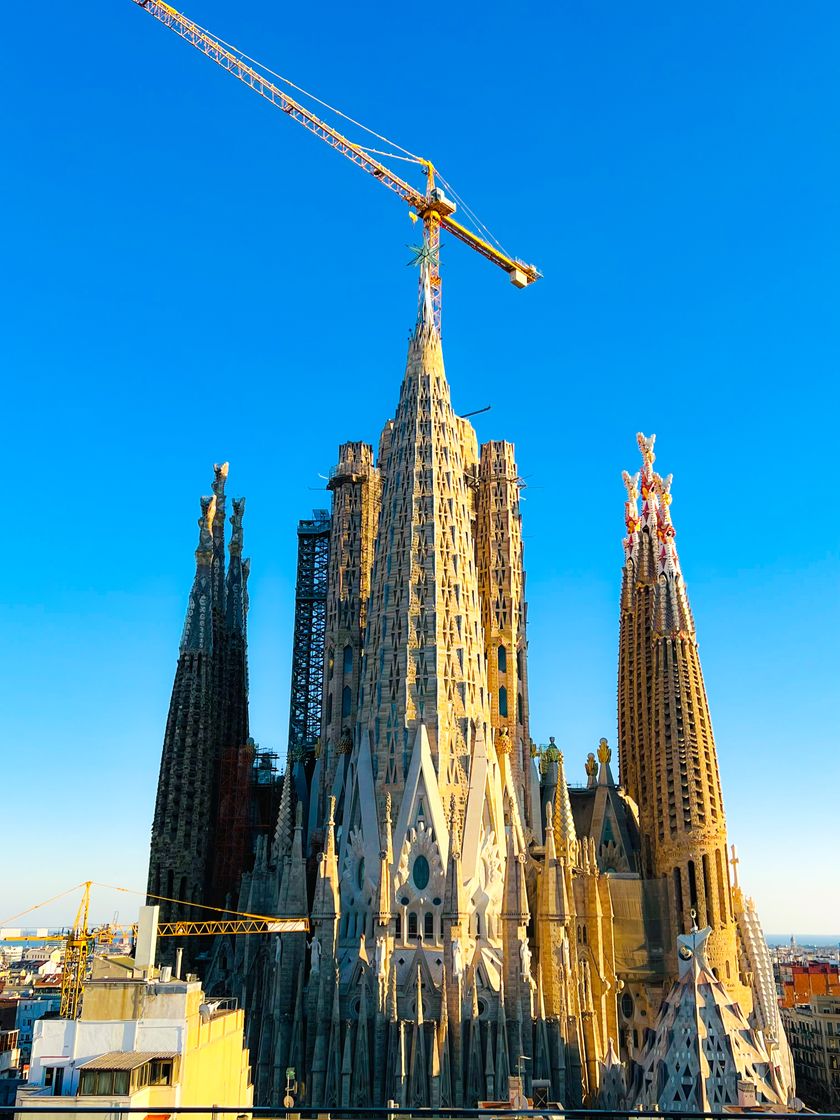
617 435 745 1000
169 304 794 1111
147 464 252 925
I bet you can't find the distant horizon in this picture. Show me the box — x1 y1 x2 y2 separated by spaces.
2 0 838 935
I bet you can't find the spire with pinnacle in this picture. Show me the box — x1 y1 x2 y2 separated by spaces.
181 495 216 653
617 434 744 998
358 264 491 821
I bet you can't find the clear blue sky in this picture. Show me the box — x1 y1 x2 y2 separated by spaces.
1 2 837 935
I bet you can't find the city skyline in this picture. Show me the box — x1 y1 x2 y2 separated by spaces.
1 0 839 939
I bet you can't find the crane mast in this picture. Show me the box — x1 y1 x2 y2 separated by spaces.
131 0 540 327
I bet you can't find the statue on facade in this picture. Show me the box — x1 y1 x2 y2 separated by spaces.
309 935 321 975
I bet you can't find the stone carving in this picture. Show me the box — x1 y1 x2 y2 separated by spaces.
597 738 611 766
309 935 321 974
452 938 465 981
375 935 386 978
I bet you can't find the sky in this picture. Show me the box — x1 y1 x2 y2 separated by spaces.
1 1 838 935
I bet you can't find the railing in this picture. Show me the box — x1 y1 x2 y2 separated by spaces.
3 1108 839 1119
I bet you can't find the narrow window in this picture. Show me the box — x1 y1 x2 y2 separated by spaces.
498 686 508 718
687 859 698 912
343 644 353 677
408 912 418 939
715 848 728 921
517 692 524 725
424 912 434 940
702 853 714 927
497 646 507 674
673 868 684 929
341 685 352 718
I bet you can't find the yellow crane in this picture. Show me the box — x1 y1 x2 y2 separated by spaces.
129 0 540 328
2 882 308 1021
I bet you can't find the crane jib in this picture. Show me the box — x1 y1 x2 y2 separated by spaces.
130 0 540 287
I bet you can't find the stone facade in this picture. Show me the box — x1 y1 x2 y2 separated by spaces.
153 280 796 1109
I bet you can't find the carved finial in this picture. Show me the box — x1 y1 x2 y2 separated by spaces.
637 432 656 476
496 726 512 755
545 800 554 830
212 462 229 498
327 795 336 827
654 472 675 540
585 752 598 783
229 497 245 555
197 495 216 555
539 735 560 774
622 470 641 535
337 726 353 755
597 738 611 766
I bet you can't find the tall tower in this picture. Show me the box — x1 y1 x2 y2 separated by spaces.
315 443 380 832
265 273 543 1110
617 435 744 998
476 440 532 824
148 465 252 924
360 276 493 812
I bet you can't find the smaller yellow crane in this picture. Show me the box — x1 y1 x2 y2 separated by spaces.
2 882 308 1020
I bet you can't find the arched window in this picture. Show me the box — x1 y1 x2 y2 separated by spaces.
341 685 352 718
326 693 333 724
517 692 524 725
395 914 402 939
516 648 524 678
327 649 335 680
498 686 508 718
343 645 353 677
408 912 418 939
424 912 434 941
497 645 507 674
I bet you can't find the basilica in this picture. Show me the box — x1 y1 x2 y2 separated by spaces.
148 271 795 1111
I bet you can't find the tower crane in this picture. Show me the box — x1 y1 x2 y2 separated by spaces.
2 882 308 1021
130 0 540 329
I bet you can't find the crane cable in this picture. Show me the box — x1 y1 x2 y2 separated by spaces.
173 10 511 256
0 882 87 929
184 14 424 165
93 881 287 924
0 882 297 933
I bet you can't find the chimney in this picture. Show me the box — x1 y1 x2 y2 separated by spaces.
135 905 159 972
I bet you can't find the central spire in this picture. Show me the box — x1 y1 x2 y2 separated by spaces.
359 281 491 824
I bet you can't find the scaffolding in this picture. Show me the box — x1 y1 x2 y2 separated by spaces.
250 745 281 851
287 511 331 815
